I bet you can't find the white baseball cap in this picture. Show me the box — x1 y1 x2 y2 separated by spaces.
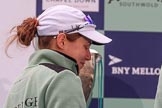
37 5 112 45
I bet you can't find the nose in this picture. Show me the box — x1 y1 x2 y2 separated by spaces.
86 49 91 60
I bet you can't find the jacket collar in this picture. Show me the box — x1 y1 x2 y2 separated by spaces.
28 49 78 75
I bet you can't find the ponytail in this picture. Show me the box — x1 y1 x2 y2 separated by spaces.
5 17 38 56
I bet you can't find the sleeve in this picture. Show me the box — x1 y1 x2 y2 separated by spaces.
45 70 86 108
154 67 162 108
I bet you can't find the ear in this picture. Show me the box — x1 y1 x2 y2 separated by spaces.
56 33 66 49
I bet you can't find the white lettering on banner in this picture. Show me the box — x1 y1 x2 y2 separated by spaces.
43 0 99 12
111 67 160 76
132 67 160 75
112 67 130 75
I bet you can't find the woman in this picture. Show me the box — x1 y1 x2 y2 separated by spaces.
4 5 112 108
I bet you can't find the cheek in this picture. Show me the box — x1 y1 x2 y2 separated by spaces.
71 47 84 62
65 42 86 62
65 44 81 59
72 48 83 59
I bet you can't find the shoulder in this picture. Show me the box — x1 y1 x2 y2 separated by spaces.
39 63 69 73
37 63 80 83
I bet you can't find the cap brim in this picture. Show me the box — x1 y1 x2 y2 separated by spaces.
79 30 112 45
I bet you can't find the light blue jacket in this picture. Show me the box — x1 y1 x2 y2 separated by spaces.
4 49 86 108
